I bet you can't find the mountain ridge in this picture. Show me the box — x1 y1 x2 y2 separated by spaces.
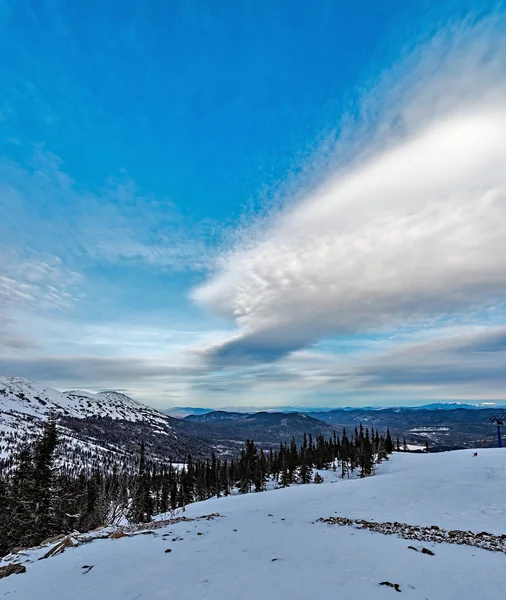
0 376 215 470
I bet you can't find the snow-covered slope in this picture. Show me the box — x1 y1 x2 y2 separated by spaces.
0 376 214 468
2 449 505 599
0 376 168 425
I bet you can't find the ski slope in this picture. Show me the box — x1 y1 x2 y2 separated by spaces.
2 450 505 599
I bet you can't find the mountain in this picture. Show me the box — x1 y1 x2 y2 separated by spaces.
163 407 215 419
0 376 218 470
0 377 170 425
178 410 338 447
2 449 504 599
306 406 505 449
184 410 248 422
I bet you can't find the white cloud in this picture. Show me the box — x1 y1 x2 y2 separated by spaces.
193 20 506 365
0 251 83 351
0 148 216 273
0 251 81 311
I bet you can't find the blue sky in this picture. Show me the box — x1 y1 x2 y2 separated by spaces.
1 0 506 408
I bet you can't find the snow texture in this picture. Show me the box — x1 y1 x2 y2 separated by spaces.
0 376 174 468
1 449 505 599
0 376 168 425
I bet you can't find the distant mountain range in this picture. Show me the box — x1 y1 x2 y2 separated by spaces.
164 402 506 417
170 404 505 450
2 376 504 473
178 410 338 447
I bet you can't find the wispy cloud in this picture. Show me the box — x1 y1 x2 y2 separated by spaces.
0 148 217 273
0 251 82 351
193 19 506 365
0 251 82 310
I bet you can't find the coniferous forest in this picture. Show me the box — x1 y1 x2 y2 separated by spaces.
0 420 393 557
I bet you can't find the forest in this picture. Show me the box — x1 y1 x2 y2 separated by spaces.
0 420 394 556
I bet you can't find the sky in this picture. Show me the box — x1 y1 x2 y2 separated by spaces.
1 0 506 409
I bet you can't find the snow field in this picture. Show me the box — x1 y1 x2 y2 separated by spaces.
2 449 505 600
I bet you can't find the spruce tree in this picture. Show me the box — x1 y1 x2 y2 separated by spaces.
385 429 394 454
32 419 60 540
0 476 10 555
131 442 153 523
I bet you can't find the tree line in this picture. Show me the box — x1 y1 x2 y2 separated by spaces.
0 420 393 556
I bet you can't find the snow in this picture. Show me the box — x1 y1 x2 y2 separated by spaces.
2 449 505 599
0 376 176 471
0 376 168 424
406 443 426 450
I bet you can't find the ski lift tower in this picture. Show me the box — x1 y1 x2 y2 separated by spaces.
489 412 505 448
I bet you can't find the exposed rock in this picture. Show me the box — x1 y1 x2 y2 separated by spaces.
0 563 26 579
421 547 435 556
318 517 506 554
380 581 401 592
39 536 75 560
109 531 129 539
40 533 66 546
81 565 94 574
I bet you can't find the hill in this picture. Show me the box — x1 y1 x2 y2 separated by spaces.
180 410 338 447
1 449 505 599
307 406 504 449
0 376 216 470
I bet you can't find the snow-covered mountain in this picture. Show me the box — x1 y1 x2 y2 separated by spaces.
0 376 214 469
0 376 169 425
2 449 505 599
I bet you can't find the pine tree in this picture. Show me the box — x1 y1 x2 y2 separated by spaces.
131 442 153 523
0 476 10 555
10 446 36 546
313 472 324 484
299 447 312 484
385 429 394 454
32 419 60 540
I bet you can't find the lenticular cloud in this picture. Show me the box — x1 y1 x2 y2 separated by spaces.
193 22 506 365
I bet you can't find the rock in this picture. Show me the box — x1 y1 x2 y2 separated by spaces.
0 563 26 579
380 581 401 592
407 546 418 552
40 533 66 546
109 531 128 539
165 549 172 553
421 547 435 556
39 536 75 560
81 565 94 574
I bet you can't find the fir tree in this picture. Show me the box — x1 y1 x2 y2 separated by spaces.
385 429 394 454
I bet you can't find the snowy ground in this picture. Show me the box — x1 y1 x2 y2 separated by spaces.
2 449 505 599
